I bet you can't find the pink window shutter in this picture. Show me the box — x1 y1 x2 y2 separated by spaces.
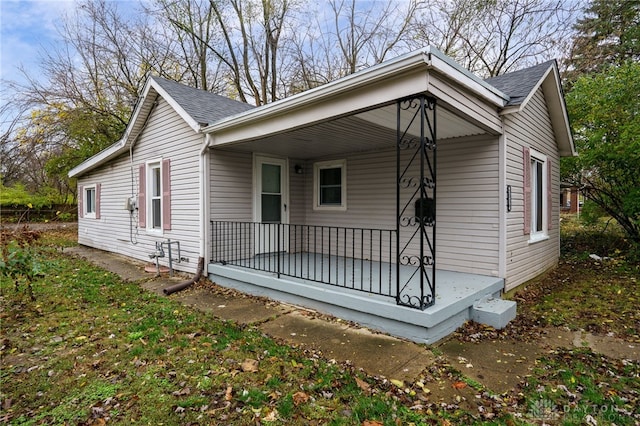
162 159 171 230
138 165 146 228
78 185 84 219
95 183 101 219
523 147 531 235
547 159 552 231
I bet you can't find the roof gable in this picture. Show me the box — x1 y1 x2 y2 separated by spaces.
152 77 254 127
484 60 555 107
69 77 253 178
485 61 575 157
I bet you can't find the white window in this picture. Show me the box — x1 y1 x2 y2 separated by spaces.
84 185 96 219
138 159 171 232
148 161 162 230
529 149 548 242
313 159 346 211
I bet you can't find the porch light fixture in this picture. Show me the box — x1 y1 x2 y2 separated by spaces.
294 164 303 174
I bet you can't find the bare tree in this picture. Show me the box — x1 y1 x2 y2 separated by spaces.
164 0 296 105
415 0 579 77
151 0 229 91
288 0 421 92
0 103 29 187
211 0 295 104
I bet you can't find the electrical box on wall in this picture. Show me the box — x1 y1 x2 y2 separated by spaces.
124 197 136 212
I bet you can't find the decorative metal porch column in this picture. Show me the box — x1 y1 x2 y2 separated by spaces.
396 95 436 310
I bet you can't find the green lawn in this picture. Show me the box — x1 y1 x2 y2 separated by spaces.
1 224 639 425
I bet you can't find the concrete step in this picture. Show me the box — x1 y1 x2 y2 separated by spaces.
471 296 517 329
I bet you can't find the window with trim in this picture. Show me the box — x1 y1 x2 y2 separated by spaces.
84 185 96 219
139 159 171 232
523 147 551 242
78 183 101 220
149 162 162 229
531 155 545 234
313 159 346 210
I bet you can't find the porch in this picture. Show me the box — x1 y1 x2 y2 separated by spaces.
205 50 516 342
208 220 515 344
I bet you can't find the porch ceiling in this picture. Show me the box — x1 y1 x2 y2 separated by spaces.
211 102 487 160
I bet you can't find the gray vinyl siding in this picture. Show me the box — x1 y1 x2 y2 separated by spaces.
209 135 500 278
504 88 560 290
428 73 503 134
209 150 253 221
76 97 203 273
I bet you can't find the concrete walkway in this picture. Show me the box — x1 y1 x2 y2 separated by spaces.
64 244 639 396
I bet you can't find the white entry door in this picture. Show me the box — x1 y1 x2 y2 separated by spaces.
254 155 289 254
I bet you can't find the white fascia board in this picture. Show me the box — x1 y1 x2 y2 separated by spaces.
544 66 576 157
498 64 575 157
148 76 201 132
204 49 432 135
68 77 156 178
428 48 509 106
68 139 126 178
204 47 508 143
68 76 205 178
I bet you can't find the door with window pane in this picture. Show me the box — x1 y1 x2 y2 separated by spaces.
255 156 288 254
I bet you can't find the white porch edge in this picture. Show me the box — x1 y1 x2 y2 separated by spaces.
208 263 506 344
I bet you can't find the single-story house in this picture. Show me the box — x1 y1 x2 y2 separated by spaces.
69 47 575 343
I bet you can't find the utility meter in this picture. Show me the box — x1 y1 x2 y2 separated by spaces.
124 197 136 212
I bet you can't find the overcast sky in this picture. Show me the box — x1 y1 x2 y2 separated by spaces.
1 0 79 87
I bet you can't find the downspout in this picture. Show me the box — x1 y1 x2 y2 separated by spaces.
163 133 211 295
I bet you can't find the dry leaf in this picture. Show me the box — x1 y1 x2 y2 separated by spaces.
172 386 191 396
224 386 233 401
355 377 371 392
263 409 278 422
390 379 404 388
452 381 467 390
241 359 259 372
292 391 309 406
362 421 383 426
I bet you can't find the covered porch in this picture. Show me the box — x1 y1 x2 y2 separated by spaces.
207 247 507 343
204 48 516 342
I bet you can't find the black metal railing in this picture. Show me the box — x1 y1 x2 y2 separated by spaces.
211 221 396 297
396 95 437 310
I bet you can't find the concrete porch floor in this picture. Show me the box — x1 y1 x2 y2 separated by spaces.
208 255 513 344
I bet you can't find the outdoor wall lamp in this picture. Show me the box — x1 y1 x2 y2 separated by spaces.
294 164 303 174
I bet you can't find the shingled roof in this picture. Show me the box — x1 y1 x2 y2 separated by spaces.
152 76 254 126
485 60 556 106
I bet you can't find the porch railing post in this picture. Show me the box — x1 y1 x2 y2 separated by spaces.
396 95 437 310
277 223 281 278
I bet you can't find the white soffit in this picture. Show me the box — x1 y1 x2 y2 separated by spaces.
205 47 506 146
355 104 486 140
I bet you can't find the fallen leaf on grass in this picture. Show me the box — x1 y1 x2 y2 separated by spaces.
172 386 191 396
362 420 383 426
262 409 279 422
355 377 371 392
292 391 309 406
241 359 259 372
452 381 467 389
225 386 233 401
